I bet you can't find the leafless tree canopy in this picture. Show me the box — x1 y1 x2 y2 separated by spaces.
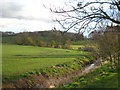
50 0 120 33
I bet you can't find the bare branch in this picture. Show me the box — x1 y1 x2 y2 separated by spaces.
50 0 120 33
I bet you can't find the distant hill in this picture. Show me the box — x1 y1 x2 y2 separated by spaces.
1 30 85 44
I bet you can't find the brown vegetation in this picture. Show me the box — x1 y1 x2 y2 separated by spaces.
91 25 120 68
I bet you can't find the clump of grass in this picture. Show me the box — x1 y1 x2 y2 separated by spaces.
60 63 118 88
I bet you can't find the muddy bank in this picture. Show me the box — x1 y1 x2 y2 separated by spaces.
46 65 99 88
3 62 100 88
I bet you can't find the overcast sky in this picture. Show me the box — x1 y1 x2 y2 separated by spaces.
0 0 113 36
0 0 71 33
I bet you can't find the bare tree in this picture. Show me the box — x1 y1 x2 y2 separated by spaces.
50 0 120 33
91 25 119 68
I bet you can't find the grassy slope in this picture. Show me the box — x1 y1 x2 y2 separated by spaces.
60 63 118 88
2 44 89 76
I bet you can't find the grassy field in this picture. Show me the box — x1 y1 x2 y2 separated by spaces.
2 44 89 76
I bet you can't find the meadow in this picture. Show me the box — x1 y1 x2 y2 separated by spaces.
2 44 89 76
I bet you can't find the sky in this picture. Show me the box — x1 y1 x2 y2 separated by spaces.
0 0 69 33
0 0 114 36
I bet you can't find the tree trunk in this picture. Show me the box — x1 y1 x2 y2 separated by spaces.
109 55 113 69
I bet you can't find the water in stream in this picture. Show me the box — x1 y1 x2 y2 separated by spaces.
83 64 95 73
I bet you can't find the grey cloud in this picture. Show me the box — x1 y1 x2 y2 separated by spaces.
0 2 24 18
0 1 53 24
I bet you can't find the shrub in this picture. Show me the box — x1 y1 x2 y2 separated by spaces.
25 37 36 46
15 34 24 45
15 32 35 46
62 44 72 49
48 40 56 48
54 44 62 48
36 40 47 47
78 47 93 52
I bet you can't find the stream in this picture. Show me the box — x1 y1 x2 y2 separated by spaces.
3 60 101 88
83 64 95 73
48 62 100 88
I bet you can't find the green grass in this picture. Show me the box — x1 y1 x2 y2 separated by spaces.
72 40 95 45
2 44 89 76
71 45 84 49
60 63 119 88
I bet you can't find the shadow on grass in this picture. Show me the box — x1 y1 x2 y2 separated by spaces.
15 54 89 58
82 73 118 88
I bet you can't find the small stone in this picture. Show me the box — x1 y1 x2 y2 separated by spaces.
49 85 55 88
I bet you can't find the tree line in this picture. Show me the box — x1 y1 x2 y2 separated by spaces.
15 32 72 49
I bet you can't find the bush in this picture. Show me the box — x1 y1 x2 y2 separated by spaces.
62 44 72 49
36 40 47 47
54 44 62 48
15 33 35 46
15 34 24 45
48 40 56 48
25 37 36 46
78 47 93 52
